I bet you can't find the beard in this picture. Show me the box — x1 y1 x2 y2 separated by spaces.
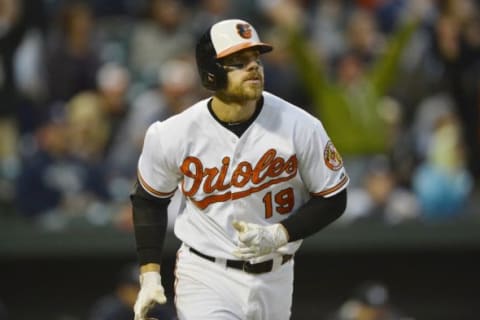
217 73 264 103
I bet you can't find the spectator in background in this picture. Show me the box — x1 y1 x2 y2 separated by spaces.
44 0 101 104
308 0 350 63
65 62 130 163
0 0 46 209
15 114 110 219
327 281 407 320
88 263 176 320
280 0 423 158
341 155 419 225
0 0 22 210
105 57 199 185
411 92 455 162
430 0 480 181
60 63 131 220
15 116 68 217
190 0 234 38
106 58 197 230
261 26 311 112
66 93 111 162
128 0 194 87
343 7 383 67
412 111 474 220
14 63 131 220
11 0 48 134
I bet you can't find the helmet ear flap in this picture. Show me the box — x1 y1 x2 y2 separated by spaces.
203 62 227 91
195 30 228 91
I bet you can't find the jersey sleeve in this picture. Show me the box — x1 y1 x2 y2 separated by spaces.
297 121 349 198
137 122 180 198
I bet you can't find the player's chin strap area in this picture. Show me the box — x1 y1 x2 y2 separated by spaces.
186 245 293 274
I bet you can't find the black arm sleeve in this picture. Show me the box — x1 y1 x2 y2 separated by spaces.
280 189 347 241
130 179 171 265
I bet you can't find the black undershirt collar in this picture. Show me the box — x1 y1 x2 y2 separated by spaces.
208 96 264 138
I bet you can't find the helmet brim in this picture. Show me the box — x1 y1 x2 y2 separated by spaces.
216 42 273 59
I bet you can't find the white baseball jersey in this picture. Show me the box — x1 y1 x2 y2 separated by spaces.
137 91 349 260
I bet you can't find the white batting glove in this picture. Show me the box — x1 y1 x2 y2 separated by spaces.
232 220 289 259
134 271 167 320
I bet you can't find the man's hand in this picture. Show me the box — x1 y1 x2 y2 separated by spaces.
134 271 167 320
232 221 289 259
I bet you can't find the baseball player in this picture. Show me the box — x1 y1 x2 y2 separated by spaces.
131 19 349 320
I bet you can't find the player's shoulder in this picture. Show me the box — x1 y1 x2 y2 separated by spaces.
164 98 209 123
146 98 209 134
262 91 320 124
261 91 329 142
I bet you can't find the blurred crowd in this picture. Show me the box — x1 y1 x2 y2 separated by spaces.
0 0 479 230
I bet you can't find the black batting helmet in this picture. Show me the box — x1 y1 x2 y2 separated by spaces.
195 19 273 91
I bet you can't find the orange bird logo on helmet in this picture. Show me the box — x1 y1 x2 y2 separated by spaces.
236 23 252 39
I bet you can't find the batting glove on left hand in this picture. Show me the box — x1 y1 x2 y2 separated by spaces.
134 271 167 320
232 220 289 259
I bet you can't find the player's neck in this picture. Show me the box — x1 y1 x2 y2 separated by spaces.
211 96 258 124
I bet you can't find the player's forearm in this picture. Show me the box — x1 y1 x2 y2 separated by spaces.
133 221 166 265
280 189 347 241
131 180 170 265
